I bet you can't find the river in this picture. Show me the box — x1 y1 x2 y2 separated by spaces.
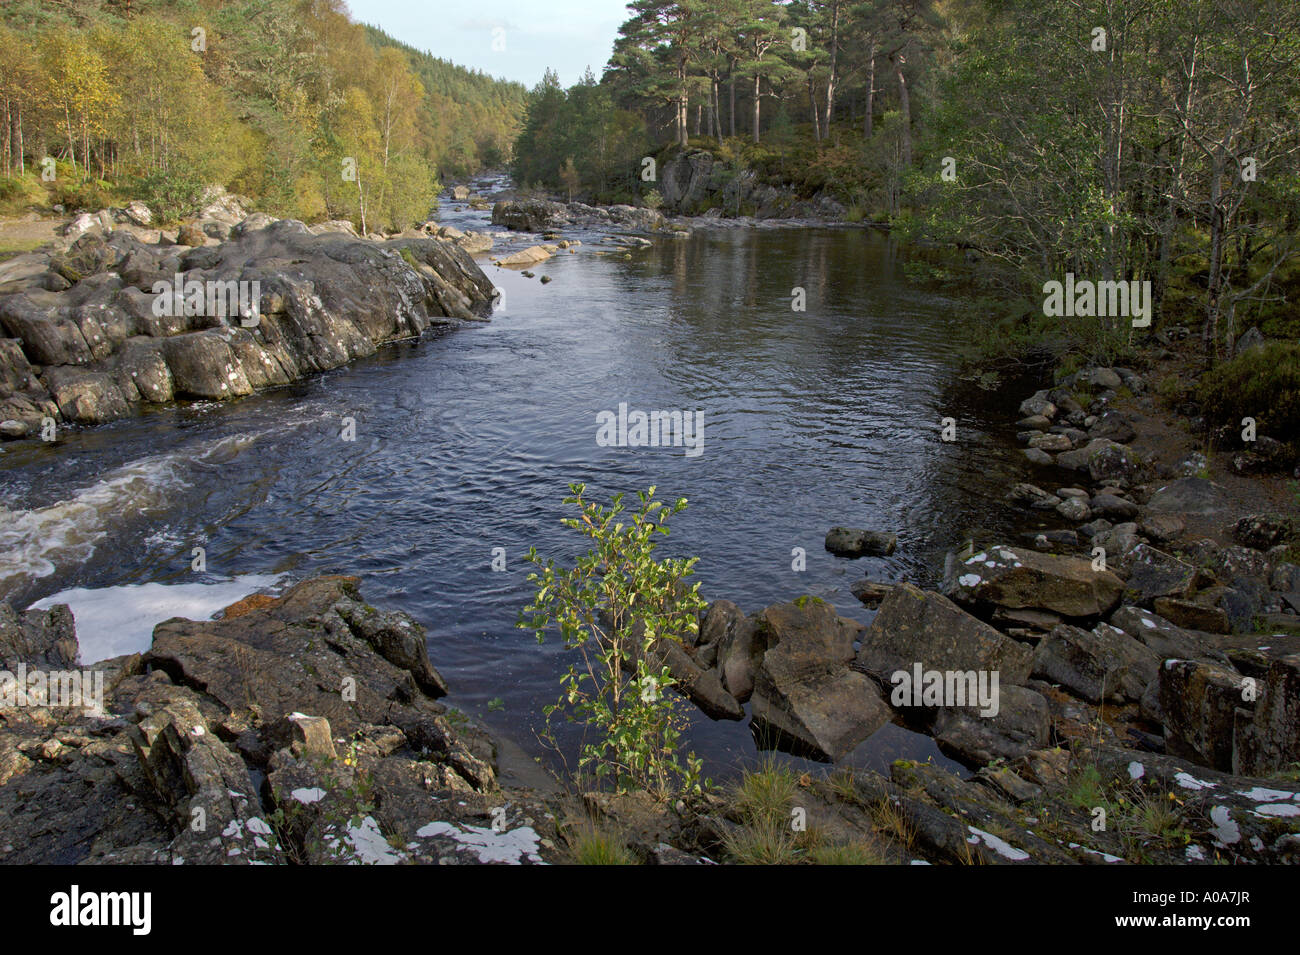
0 184 1043 779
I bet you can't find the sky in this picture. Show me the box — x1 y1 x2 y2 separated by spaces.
344 0 632 88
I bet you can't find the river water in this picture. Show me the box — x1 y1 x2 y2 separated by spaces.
0 187 1042 779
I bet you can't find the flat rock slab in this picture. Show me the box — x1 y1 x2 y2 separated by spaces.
857 582 1034 686
751 654 890 762
943 545 1124 618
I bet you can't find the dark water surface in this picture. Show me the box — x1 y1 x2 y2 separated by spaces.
0 196 1041 779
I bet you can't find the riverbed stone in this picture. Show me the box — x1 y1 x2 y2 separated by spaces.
750 654 890 762
1153 597 1230 634
825 526 897 557
1032 623 1159 704
943 546 1124 618
932 685 1050 766
1125 544 1198 605
856 583 1034 685
1159 659 1251 772
1055 496 1090 522
1029 432 1072 452
1023 448 1055 466
1018 391 1056 420
1010 483 1061 510
1089 492 1139 521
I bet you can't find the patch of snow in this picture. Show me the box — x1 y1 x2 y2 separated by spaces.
1128 761 1145 780
416 820 546 864
1068 842 1123 863
337 815 405 865
291 787 326 805
967 826 1029 861
958 574 981 588
1174 771 1216 791
1236 787 1297 803
1209 806 1240 845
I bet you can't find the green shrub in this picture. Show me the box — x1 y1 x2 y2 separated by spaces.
521 484 706 800
54 178 116 212
1198 342 1300 443
128 168 208 224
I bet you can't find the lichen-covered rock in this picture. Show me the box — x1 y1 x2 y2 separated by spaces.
1032 623 1159 703
943 546 1125 618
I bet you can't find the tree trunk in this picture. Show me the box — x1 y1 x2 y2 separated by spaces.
1203 154 1225 361
712 78 722 142
808 77 822 142
752 73 761 144
729 68 736 137
823 1 840 138
864 44 875 138
2 99 10 178
894 55 911 166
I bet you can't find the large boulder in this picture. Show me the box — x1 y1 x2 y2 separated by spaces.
933 685 1051 766
857 583 1034 686
1108 605 1217 663
496 245 554 267
1031 623 1160 703
1159 659 1251 772
646 637 744 721
748 596 882 760
41 365 131 424
824 526 897 557
491 199 569 232
1124 544 1199 605
713 607 764 703
0 602 79 671
750 655 890 762
1233 653 1300 777
1145 477 1226 516
754 597 861 666
943 546 1124 618
144 576 459 746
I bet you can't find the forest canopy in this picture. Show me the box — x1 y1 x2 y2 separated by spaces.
0 0 527 231
511 0 1300 358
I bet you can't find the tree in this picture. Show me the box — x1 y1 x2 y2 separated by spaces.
40 30 117 177
737 0 788 143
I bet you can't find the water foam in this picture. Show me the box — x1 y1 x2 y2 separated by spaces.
29 574 287 663
0 434 258 596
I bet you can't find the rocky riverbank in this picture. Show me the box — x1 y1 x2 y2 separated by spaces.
6 568 1298 865
0 197 497 438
